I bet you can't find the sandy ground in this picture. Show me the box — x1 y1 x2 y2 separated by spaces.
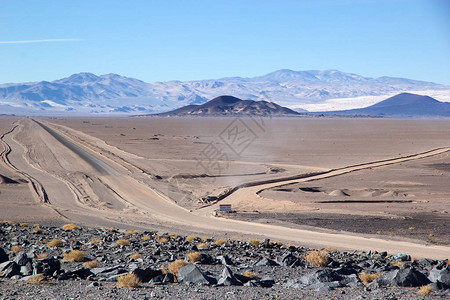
0 116 449 259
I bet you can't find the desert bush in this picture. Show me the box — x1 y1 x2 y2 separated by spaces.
89 238 101 244
249 239 260 247
168 260 189 276
393 261 405 268
63 250 86 262
83 259 99 268
186 251 202 263
185 235 197 242
19 222 29 227
358 272 382 285
61 223 80 231
418 284 433 296
201 236 211 242
37 253 48 259
47 239 64 247
305 250 330 267
125 229 139 235
129 253 142 260
243 271 259 279
157 236 169 244
11 245 22 253
32 227 43 234
116 239 131 246
27 274 48 284
141 235 151 241
117 273 141 288
197 242 209 249
168 233 178 239
2 220 14 225
214 239 227 246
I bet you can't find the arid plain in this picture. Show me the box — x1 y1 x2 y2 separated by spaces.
0 116 449 258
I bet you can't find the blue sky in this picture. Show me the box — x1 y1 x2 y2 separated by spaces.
0 0 449 84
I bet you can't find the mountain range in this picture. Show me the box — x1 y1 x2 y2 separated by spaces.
0 69 449 115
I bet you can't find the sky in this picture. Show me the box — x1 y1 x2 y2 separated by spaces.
0 0 449 84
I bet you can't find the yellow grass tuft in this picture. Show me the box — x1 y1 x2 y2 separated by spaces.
214 239 227 246
305 250 330 267
27 274 49 284
185 235 197 242
63 250 86 262
116 239 131 246
168 233 179 239
168 260 189 275
2 220 14 225
201 236 210 242
117 273 141 288
141 235 151 241
197 242 209 249
89 237 101 244
129 253 142 260
19 222 29 227
249 239 260 247
161 265 168 274
358 272 382 285
47 239 64 247
243 271 260 279
32 227 43 234
11 245 22 253
83 259 99 268
37 253 48 260
418 284 433 296
186 251 202 263
61 223 80 231
157 236 169 244
393 261 405 268
125 229 139 235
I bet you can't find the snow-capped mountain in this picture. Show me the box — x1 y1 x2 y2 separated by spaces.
0 70 449 115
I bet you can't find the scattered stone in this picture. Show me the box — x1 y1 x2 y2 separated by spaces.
177 264 217 285
368 268 430 289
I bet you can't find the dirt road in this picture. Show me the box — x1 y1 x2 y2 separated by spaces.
2 118 449 259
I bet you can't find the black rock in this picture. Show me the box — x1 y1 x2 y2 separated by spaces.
368 268 430 289
64 267 94 279
276 252 299 267
244 277 275 288
33 258 61 276
216 255 234 266
216 266 242 286
262 239 271 248
14 252 31 266
20 262 33 276
132 268 162 282
2 262 20 278
0 248 8 263
255 257 279 267
177 264 217 285
430 281 450 291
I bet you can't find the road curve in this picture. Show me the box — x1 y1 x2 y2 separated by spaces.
6 118 450 260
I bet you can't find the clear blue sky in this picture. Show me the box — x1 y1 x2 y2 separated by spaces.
1 0 449 84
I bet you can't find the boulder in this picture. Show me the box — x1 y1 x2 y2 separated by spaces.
428 264 450 285
132 268 162 282
177 264 217 285
368 268 430 289
14 252 31 266
216 255 234 266
0 248 8 263
276 252 299 267
255 257 279 267
216 266 242 286
33 258 61 276
1 261 20 278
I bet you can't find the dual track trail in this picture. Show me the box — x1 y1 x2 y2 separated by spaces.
2 118 449 259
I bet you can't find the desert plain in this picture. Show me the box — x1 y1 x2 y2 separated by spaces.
0 116 449 259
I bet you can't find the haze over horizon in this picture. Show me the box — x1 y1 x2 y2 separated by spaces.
1 0 449 85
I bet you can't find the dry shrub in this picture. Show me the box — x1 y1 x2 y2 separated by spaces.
358 272 382 285
249 239 260 247
447 259 450 265
141 235 151 241
243 271 259 279
19 222 29 227
125 229 139 235
37 253 48 259
418 284 433 296
201 236 210 242
185 235 197 242
27 274 48 284
186 251 202 263
393 261 405 268
129 253 142 260
168 233 178 239
157 236 169 244
197 242 209 249
11 245 22 253
214 239 227 246
32 227 43 234
83 259 99 268
161 265 168 274
89 238 101 244
271 241 283 246
168 260 189 275
61 223 80 231
2 220 14 225
116 239 131 246
305 250 330 267
117 273 141 288
63 250 86 262
47 239 64 247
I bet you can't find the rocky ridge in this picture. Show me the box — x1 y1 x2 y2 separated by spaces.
0 221 448 299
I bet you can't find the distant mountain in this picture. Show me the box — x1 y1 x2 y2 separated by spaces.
325 93 450 117
156 95 301 116
0 70 449 115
